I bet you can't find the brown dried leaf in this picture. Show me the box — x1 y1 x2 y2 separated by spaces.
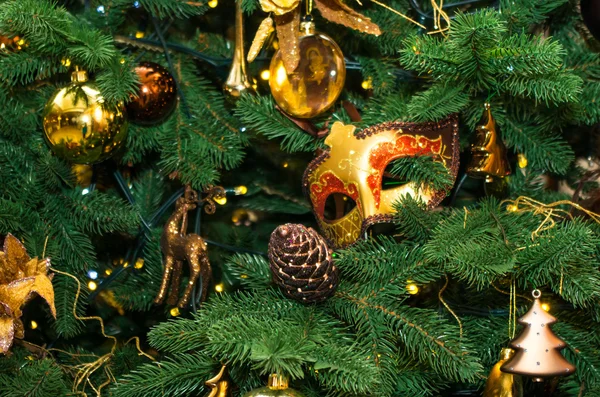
314 0 381 36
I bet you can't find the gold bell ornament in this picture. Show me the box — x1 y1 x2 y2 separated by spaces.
467 103 511 179
243 374 306 397
269 18 346 119
43 68 128 164
501 290 575 382
483 348 523 397
223 0 256 101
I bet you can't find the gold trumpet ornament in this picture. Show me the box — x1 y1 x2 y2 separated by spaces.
223 1 256 101
467 103 511 179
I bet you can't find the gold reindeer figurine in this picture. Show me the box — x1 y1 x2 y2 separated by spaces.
154 186 212 308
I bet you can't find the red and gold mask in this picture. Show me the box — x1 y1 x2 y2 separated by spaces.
303 116 459 248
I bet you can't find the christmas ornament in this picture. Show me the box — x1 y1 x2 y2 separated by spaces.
269 20 346 119
205 365 233 397
155 186 214 308
0 35 24 51
243 374 306 397
501 290 575 381
126 62 178 125
483 348 523 397
253 0 379 73
467 103 511 179
268 224 338 303
248 16 274 63
43 69 128 164
223 1 256 101
0 234 55 354
581 0 600 41
303 116 460 248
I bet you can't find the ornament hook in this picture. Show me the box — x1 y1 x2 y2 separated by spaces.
532 289 541 299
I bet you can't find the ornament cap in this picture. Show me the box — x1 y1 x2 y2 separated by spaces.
71 68 89 83
268 374 288 390
500 347 515 360
300 20 316 35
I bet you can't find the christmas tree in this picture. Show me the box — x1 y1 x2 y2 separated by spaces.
0 0 599 396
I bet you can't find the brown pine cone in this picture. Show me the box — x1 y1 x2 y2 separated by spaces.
268 223 339 303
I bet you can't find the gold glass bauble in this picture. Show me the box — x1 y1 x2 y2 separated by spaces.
269 21 345 119
243 375 306 397
483 348 523 397
43 70 128 164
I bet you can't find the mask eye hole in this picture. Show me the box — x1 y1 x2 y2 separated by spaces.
381 161 409 191
323 193 357 221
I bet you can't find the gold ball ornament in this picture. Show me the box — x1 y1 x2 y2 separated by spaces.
244 374 306 397
43 69 128 164
269 21 346 119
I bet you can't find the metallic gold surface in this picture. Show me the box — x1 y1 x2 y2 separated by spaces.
243 375 305 397
269 22 345 118
43 71 128 164
154 186 212 308
501 290 575 380
126 62 177 125
483 348 523 397
467 103 511 179
223 1 255 101
259 0 300 15
303 117 459 248
0 234 54 354
205 366 233 397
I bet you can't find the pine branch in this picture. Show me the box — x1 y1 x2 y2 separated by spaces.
224 253 272 290
388 156 455 192
0 358 69 397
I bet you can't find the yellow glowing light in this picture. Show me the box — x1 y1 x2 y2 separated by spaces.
135 31 145 39
105 269 113 275
30 320 38 330
214 196 227 205
61 58 72 67
272 40 279 50
260 69 271 80
88 281 98 291
406 283 419 295
17 39 25 46
170 307 180 317
361 77 373 90
0 43 5 50
275 64 287 86
518 154 528 169
234 185 248 195
231 215 240 223
541 303 550 312
240 274 248 279
215 283 224 292
507 204 518 212
134 258 144 269
123 261 129 268
282 162 289 168
208 0 218 7
120 58 126 64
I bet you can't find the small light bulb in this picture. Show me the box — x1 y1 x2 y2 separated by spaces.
518 154 528 169
105 269 112 276
541 303 550 312
214 196 227 205
240 274 248 279
507 204 517 212
208 0 218 7
260 70 271 80
215 283 224 293
87 270 98 280
406 283 419 295
134 258 144 269
234 185 248 195
170 307 180 317
123 261 129 268
88 281 98 291
120 58 126 65
30 320 38 330
282 162 289 168
361 77 373 90
135 31 145 39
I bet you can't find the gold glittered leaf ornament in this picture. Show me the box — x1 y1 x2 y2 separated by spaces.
274 8 301 72
314 0 381 35
248 16 274 63
0 234 55 354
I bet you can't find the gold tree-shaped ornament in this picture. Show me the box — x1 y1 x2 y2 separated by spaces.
501 290 575 382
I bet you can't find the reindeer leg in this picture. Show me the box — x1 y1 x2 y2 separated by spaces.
167 260 183 306
199 254 212 304
179 235 205 308
155 255 175 305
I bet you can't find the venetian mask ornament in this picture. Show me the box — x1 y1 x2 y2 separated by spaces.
303 116 459 248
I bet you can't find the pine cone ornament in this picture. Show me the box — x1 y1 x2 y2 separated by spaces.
268 224 338 303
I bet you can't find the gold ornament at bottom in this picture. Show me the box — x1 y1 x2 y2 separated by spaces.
43 69 128 164
483 348 523 397
269 20 346 119
205 365 233 397
243 374 306 397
